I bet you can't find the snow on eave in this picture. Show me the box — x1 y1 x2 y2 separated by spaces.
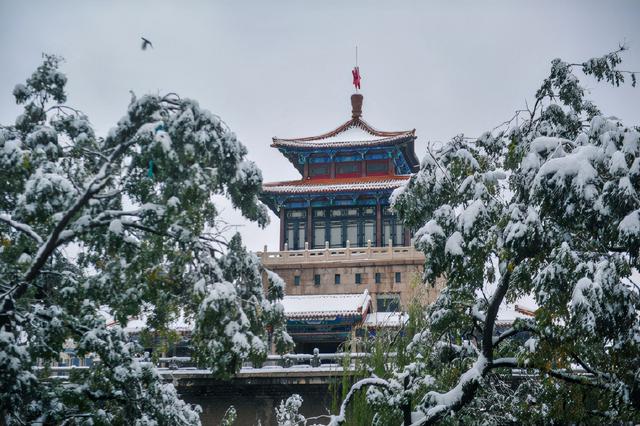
261 176 411 195
272 118 415 148
363 312 409 327
282 289 371 320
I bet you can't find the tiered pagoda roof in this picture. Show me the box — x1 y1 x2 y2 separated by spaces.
262 175 410 195
262 94 419 213
272 118 416 150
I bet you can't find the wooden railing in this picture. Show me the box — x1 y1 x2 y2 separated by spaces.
257 240 424 265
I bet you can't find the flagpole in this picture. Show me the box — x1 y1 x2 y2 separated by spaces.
355 45 358 92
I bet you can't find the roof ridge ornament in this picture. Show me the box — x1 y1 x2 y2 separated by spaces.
351 93 363 119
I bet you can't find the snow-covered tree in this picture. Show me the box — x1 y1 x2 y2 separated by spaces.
275 394 306 426
333 47 640 424
0 54 291 425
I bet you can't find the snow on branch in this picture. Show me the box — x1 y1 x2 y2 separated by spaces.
0 214 44 244
328 377 391 426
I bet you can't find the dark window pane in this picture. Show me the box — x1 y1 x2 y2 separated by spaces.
314 274 320 286
377 294 401 312
366 160 388 175
313 221 326 249
346 220 357 246
394 222 404 245
287 209 306 218
363 220 375 246
383 221 393 245
334 274 340 284
309 164 330 177
355 273 361 284
330 221 342 247
362 207 375 216
286 223 295 249
336 162 361 176
375 272 382 284
294 275 301 286
297 221 306 249
395 272 401 283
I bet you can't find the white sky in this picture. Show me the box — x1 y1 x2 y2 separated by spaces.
1 0 639 251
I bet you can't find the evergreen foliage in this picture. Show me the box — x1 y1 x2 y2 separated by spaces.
333 47 640 424
0 54 291 425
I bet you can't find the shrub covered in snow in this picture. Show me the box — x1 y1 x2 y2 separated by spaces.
0 54 291 425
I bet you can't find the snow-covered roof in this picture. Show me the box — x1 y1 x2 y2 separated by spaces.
363 312 409 327
282 290 371 320
272 118 415 149
262 175 410 195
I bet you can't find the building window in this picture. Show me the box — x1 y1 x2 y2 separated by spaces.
334 274 341 285
314 274 321 286
287 209 306 219
285 209 307 250
335 161 361 177
329 221 342 248
294 275 301 286
311 207 377 248
355 273 362 284
312 219 326 249
377 294 401 312
375 272 382 284
382 207 406 246
395 272 401 283
309 163 330 178
366 160 388 176
345 220 358 245
363 219 375 246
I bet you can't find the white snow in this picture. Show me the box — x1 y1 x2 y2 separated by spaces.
263 176 410 194
108 219 123 235
619 210 640 236
459 200 485 234
445 232 464 256
363 312 409 327
319 126 386 142
533 145 602 200
281 290 371 319
415 220 444 245
425 355 487 416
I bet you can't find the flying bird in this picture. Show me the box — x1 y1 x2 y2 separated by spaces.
141 37 153 51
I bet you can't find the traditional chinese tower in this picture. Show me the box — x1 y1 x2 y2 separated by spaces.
259 93 440 353
261 93 420 251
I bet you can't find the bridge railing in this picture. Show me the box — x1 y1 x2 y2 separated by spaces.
38 352 397 377
152 352 395 369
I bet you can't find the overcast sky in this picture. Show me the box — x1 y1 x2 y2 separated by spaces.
1 0 639 251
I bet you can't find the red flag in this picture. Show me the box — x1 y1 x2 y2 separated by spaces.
352 66 361 90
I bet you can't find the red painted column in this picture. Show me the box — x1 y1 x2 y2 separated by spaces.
376 202 382 247
279 208 286 251
306 205 312 247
